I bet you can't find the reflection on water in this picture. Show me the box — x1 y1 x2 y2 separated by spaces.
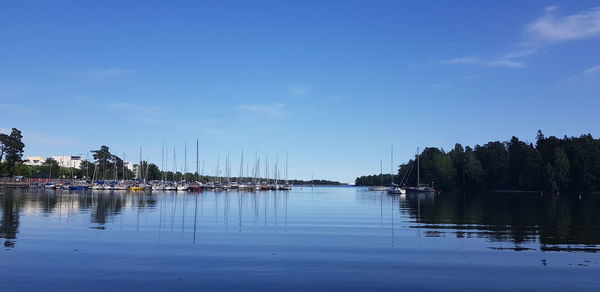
0 192 19 247
2 189 599 251
0 189 294 248
398 192 600 252
1 187 600 290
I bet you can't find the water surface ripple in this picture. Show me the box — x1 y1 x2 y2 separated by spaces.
1 187 599 291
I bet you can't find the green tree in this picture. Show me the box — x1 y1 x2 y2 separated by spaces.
448 143 465 188
507 137 545 190
92 146 112 179
357 131 600 192
410 148 456 189
475 141 509 189
2 128 25 175
0 132 8 163
43 158 60 179
146 163 161 180
463 146 484 188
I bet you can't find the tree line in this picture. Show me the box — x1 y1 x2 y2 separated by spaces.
2 129 339 184
356 131 600 192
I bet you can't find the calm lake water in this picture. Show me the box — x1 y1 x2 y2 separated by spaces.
1 187 599 291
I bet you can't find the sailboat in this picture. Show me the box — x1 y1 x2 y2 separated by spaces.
387 146 406 195
405 147 435 194
368 160 387 191
281 151 292 190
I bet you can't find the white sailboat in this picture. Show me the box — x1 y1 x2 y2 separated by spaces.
387 146 406 195
405 147 435 193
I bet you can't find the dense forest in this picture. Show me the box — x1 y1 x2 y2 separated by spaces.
356 131 600 192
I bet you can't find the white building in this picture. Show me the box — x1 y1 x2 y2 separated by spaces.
24 156 45 166
123 161 139 173
52 155 85 169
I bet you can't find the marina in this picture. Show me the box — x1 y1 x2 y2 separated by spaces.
1 186 599 291
2 1 600 290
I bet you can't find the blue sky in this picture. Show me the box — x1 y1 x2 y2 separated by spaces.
1 1 600 182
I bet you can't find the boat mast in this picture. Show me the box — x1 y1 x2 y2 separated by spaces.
219 154 222 184
122 152 125 181
380 160 383 186
390 145 394 186
85 152 89 180
165 146 169 181
265 154 269 184
173 147 177 181
417 147 420 187
139 146 142 180
275 153 278 185
239 148 244 183
196 139 199 182
144 157 149 181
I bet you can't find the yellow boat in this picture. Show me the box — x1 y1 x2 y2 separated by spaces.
130 186 145 191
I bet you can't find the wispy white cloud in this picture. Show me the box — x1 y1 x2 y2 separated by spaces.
582 65 600 75
566 65 600 81
287 84 312 96
444 7 600 69
235 103 286 117
527 7 600 42
442 56 525 68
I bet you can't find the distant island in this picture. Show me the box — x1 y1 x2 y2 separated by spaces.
286 179 343 186
356 131 600 193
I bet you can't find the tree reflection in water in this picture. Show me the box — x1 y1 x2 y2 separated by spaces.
0 191 21 248
0 190 158 247
400 191 600 251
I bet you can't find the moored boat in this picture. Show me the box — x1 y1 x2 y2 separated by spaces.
130 185 145 191
386 186 406 195
44 182 56 189
69 185 89 191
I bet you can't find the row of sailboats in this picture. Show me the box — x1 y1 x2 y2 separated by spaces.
45 141 294 192
145 141 293 191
